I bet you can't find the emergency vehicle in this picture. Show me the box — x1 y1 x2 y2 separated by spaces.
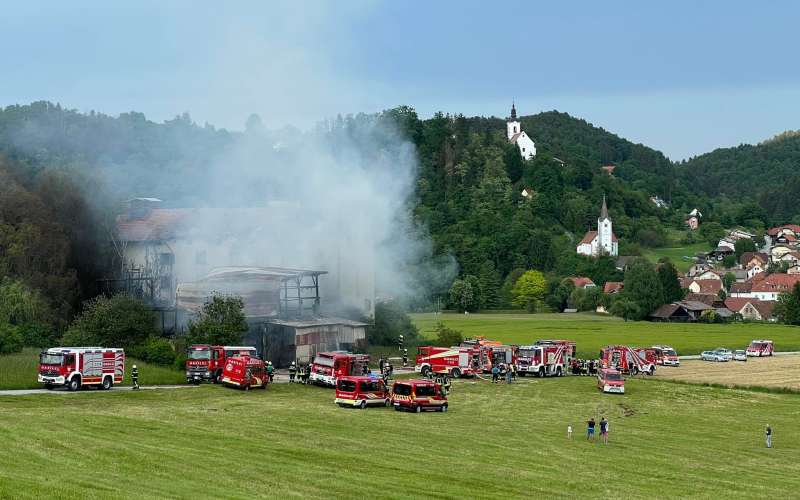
597 368 625 394
38 347 124 391
746 340 774 357
460 337 516 372
600 345 656 376
309 351 370 386
415 345 481 378
335 376 390 408
516 343 568 377
651 345 680 366
391 379 448 413
185 344 257 384
536 339 577 361
221 355 267 390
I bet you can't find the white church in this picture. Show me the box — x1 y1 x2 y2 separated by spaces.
506 103 536 160
577 196 618 257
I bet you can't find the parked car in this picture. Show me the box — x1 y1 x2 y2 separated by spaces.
733 350 747 362
713 348 733 361
701 350 728 362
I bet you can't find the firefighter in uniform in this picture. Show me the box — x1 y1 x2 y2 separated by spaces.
266 361 275 383
443 375 452 395
288 362 297 383
402 349 408 368
131 364 140 390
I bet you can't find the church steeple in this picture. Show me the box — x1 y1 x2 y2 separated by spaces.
510 101 517 120
599 195 609 220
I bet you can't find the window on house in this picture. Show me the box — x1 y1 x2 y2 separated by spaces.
158 252 174 267
195 250 207 265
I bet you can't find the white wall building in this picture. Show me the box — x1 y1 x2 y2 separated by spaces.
577 196 619 257
506 103 536 160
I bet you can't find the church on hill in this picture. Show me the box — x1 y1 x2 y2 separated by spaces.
506 103 536 160
577 196 618 257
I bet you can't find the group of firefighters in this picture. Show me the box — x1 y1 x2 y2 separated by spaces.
570 358 600 376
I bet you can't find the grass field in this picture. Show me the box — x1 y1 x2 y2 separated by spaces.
642 242 710 272
1 377 799 498
0 348 184 390
411 313 800 358
655 357 800 391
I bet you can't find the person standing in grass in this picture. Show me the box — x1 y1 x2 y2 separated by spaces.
288 362 297 383
266 361 274 383
131 364 140 390
587 418 596 441
766 425 773 448
491 365 499 383
567 424 573 439
600 417 608 444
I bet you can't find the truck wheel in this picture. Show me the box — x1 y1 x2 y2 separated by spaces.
421 366 431 377
244 384 250 391
415 405 422 413
450 368 461 379
44 383 54 390
101 377 113 390
359 400 367 409
556 367 563 377
68 378 81 392
384 399 391 407
631 366 639 376
648 366 655 376
538 367 545 378
441 404 448 413
214 372 222 384
394 405 401 411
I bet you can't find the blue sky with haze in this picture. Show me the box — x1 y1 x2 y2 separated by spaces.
1 1 798 159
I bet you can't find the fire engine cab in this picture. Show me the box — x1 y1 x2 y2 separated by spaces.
651 345 680 366
415 345 480 378
38 347 124 391
309 351 370 386
516 343 568 377
746 340 774 357
221 355 267 390
600 345 656 376
460 337 516 372
185 344 257 384
335 376 390 409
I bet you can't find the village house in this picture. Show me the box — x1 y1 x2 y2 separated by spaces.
603 281 624 294
650 300 713 322
729 273 800 301
787 264 800 275
693 269 721 281
767 224 800 247
769 244 794 264
506 103 536 160
569 276 596 289
686 263 714 278
740 251 768 269
601 165 616 176
576 196 618 257
649 196 668 209
723 297 776 321
685 279 723 295
685 208 702 230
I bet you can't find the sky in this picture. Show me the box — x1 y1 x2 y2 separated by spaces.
1 0 799 160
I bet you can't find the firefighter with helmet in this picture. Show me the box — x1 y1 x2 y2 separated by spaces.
131 364 140 390
266 361 275 383
288 361 297 383
402 348 409 367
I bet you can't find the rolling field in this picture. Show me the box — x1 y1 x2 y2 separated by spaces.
0 348 185 390
1 377 799 498
412 313 800 358
655 356 800 391
642 242 710 272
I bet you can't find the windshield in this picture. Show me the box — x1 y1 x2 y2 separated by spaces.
337 380 357 392
313 356 334 367
188 349 211 360
415 385 436 397
664 349 676 356
518 348 535 358
604 372 622 381
40 353 63 365
227 348 256 358
393 383 412 396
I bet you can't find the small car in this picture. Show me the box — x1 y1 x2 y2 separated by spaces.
391 379 448 413
335 376 390 409
701 350 727 362
713 348 733 361
733 350 747 362
597 368 625 394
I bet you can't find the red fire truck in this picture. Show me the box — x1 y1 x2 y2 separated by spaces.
415 345 481 378
309 351 370 386
746 339 774 357
536 339 576 361
516 343 568 377
460 337 516 372
185 344 257 384
600 345 656 375
38 347 125 391
651 345 680 366
335 376 390 408
221 355 268 390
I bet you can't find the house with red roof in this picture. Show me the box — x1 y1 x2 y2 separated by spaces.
569 276 596 289
724 297 777 321
730 273 800 301
603 281 624 294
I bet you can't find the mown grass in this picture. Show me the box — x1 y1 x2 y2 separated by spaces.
641 242 711 272
0 377 798 498
411 312 800 358
0 348 185 390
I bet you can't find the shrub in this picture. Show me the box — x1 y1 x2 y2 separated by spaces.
434 322 463 347
0 324 24 354
187 295 248 345
130 338 176 366
369 300 419 346
19 323 58 348
63 294 156 349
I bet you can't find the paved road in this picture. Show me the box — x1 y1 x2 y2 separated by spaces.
680 351 800 360
0 385 197 396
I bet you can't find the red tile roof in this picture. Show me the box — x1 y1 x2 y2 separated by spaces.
752 300 776 319
569 276 595 288
115 209 192 242
579 231 597 245
767 224 800 236
724 297 752 312
603 281 624 294
692 279 723 295
751 273 800 293
740 252 768 267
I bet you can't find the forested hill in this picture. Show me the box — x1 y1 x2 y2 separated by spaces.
678 132 800 223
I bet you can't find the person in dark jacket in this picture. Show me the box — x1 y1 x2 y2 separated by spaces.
131 365 140 390
288 362 297 383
